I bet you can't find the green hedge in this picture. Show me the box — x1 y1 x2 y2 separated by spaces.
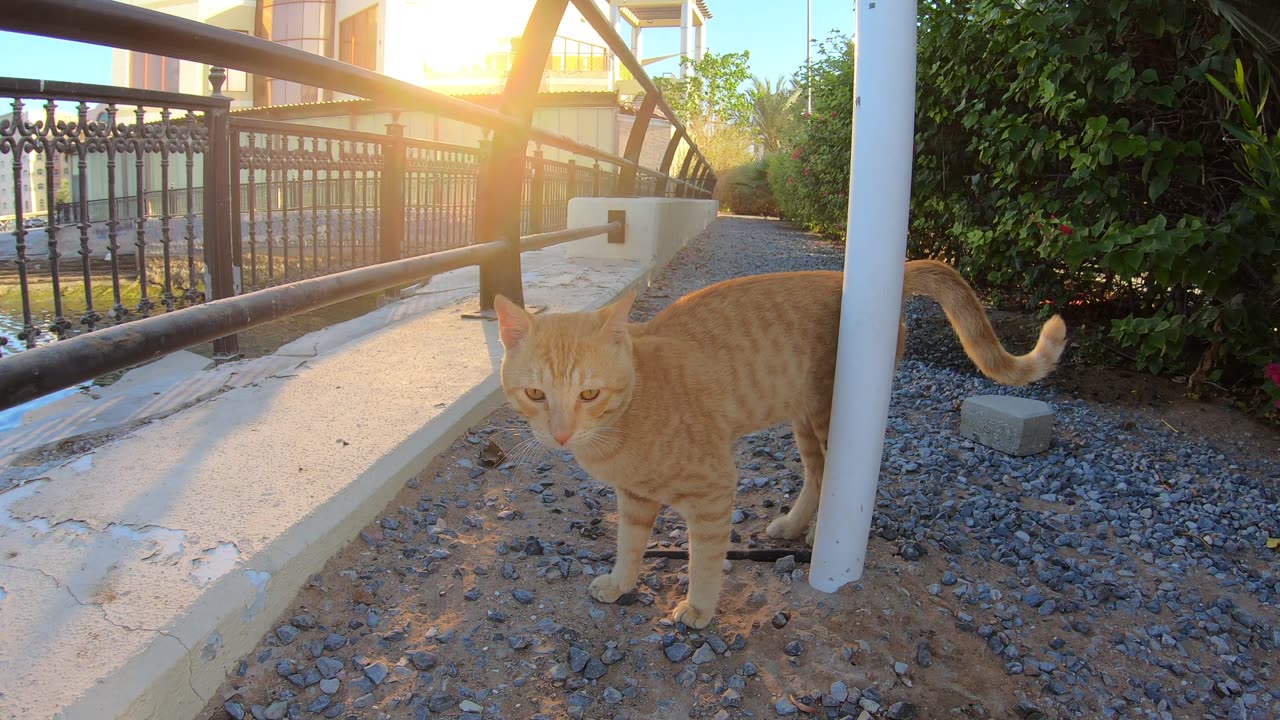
774 0 1280 403
720 157 779 217
769 35 854 238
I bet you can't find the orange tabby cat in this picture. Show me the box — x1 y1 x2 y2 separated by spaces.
493 260 1066 628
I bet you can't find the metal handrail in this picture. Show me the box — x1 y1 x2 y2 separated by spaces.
0 220 618 410
0 0 715 409
0 0 696 181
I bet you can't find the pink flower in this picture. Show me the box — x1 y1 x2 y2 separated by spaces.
1265 362 1280 386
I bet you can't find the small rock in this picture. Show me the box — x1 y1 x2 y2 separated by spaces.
263 700 288 720
772 612 790 629
315 657 344 679
275 625 299 645
364 662 389 686
223 702 246 720
775 697 799 716
916 641 933 667
692 644 716 664
513 589 535 605
722 689 743 708
410 651 437 671
775 555 797 573
784 641 804 656
601 647 626 665
665 643 694 662
319 678 340 695
887 702 917 720
569 646 590 673
583 657 607 680
1014 699 1044 719
830 681 849 703
894 661 909 675
307 696 332 714
459 700 483 713
323 633 347 651
352 694 374 709
602 687 624 705
428 694 455 713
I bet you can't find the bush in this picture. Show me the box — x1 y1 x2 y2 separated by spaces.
768 34 854 237
719 156 778 217
910 0 1279 397
771 0 1279 404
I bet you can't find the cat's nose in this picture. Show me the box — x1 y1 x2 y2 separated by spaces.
552 429 574 446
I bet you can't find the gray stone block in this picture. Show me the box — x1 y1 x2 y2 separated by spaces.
958 395 1053 456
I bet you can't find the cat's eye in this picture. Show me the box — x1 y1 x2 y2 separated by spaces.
579 389 600 401
525 388 545 401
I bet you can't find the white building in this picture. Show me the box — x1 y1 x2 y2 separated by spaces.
110 0 712 107
0 111 76 228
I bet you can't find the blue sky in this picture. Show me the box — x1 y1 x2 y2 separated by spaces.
630 0 853 83
0 1 852 89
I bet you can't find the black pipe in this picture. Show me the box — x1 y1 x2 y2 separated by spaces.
0 241 505 411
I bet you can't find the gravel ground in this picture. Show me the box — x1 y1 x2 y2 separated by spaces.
204 216 1280 720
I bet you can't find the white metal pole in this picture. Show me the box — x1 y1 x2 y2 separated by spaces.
809 0 919 592
609 1 622 90
806 0 812 115
679 0 693 78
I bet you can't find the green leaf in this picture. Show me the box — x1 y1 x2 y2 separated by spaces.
1149 174 1171 202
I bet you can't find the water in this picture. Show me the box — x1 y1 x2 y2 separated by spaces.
0 313 89 431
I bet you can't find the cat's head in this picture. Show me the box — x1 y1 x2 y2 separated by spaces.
493 292 637 454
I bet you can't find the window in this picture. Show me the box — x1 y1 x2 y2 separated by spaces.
259 0 334 105
130 51 181 91
339 5 377 71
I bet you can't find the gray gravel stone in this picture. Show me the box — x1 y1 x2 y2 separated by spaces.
363 662 389 686
691 644 716 664
410 651 437 671
274 625 299 645
665 643 694 662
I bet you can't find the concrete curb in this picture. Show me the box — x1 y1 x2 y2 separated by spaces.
0 214 713 720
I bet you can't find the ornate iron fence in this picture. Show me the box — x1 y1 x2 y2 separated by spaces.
0 79 227 352
0 0 717 409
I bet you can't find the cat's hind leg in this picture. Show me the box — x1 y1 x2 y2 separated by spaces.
590 490 660 603
766 417 827 542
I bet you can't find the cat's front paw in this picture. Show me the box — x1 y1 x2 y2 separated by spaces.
589 573 632 603
765 515 805 540
805 522 817 547
671 599 715 629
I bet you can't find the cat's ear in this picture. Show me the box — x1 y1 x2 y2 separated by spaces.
599 291 635 343
494 295 533 349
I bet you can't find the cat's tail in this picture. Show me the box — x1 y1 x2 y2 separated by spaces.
900 259 1067 386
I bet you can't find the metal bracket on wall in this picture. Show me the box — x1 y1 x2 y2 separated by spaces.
607 210 626 244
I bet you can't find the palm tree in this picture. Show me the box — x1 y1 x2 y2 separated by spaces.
1202 0 1280 72
749 75 801 156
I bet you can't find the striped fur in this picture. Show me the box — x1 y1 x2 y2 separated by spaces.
493 260 1066 627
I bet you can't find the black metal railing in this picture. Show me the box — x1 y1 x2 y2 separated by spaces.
0 0 717 410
